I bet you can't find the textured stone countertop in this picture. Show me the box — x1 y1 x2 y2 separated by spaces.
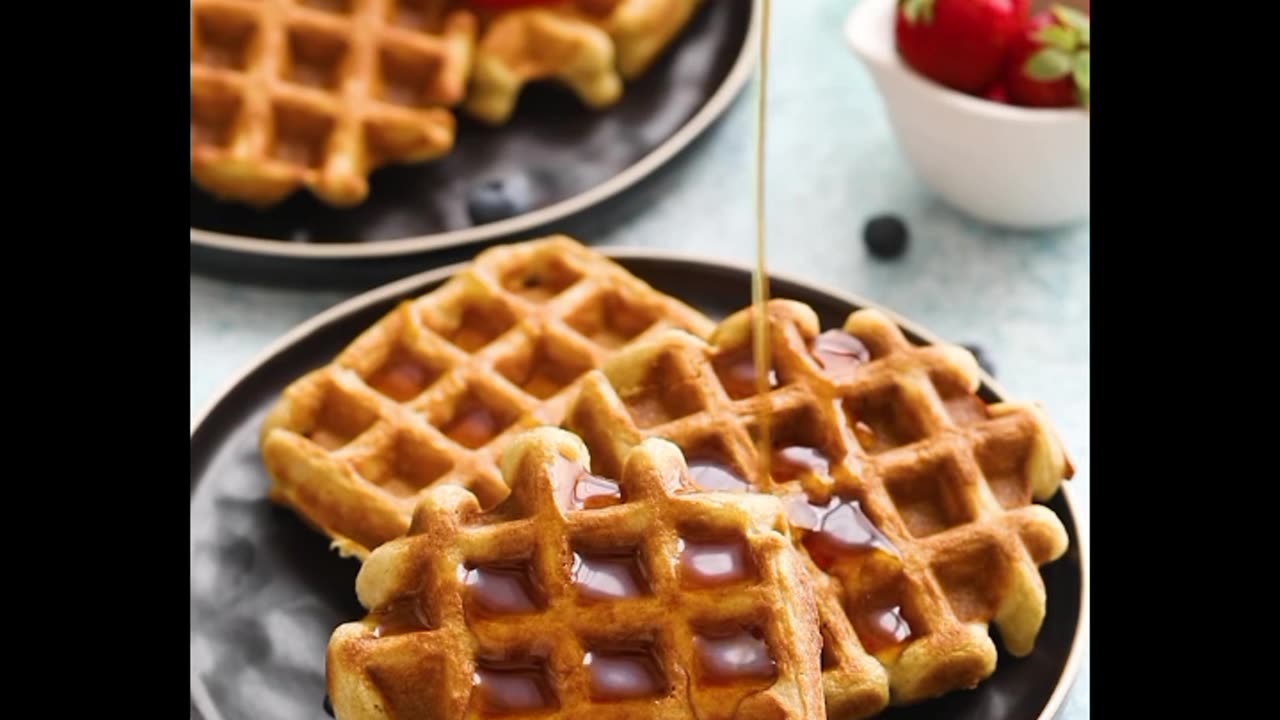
191 1 1088 716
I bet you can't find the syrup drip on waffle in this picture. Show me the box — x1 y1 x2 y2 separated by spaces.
752 0 774 485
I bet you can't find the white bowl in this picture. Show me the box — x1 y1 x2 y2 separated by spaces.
845 0 1090 230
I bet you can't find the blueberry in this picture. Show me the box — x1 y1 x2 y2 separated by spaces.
323 695 334 717
863 215 909 259
466 175 535 225
961 344 996 377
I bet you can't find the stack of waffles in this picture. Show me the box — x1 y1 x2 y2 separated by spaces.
258 236 1075 717
190 0 705 207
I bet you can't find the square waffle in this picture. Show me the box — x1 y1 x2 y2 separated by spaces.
562 299 1074 706
260 235 716 559
327 426 828 719
464 0 704 125
190 0 477 207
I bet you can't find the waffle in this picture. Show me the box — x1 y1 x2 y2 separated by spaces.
464 0 704 125
191 0 477 207
327 427 827 719
260 235 716 560
563 299 1074 706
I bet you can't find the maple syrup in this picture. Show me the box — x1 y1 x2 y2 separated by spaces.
713 347 778 400
371 596 431 638
812 330 871 373
784 494 898 571
771 445 831 483
751 0 774 486
694 628 777 683
572 551 648 601
552 457 623 511
687 457 751 492
853 603 912 653
584 649 666 700
744 4 914 657
462 561 544 617
678 537 756 588
472 659 557 714
848 575 915 653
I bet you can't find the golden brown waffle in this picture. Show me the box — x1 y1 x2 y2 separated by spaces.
191 0 476 207
260 236 716 559
327 427 827 719
464 0 704 125
563 299 1074 707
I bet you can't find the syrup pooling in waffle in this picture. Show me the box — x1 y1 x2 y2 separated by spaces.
326 427 826 719
190 0 477 207
260 236 716 560
464 0 704 125
564 299 1074 706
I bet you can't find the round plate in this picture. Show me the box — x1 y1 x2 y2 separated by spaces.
190 1 758 260
190 249 1087 719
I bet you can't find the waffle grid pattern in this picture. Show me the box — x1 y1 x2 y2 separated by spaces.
564 299 1073 706
191 0 476 206
260 236 716 559
327 428 825 719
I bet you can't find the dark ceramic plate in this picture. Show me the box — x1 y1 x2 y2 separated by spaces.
190 249 1087 719
190 1 758 260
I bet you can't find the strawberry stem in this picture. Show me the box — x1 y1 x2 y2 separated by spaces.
1073 50 1090 109
1036 24 1079 53
1038 5 1090 109
1051 5 1090 37
900 0 935 25
1025 48 1073 81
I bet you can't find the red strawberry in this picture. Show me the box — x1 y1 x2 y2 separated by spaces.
983 80 1010 104
895 0 1030 95
1005 5 1090 108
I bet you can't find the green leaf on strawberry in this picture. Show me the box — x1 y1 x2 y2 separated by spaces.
1036 24 1078 52
1012 5 1090 109
1051 5 1090 37
1025 48 1073 81
901 0 935 25
1073 50 1090 109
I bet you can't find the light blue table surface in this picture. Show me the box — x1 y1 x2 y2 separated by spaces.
191 1 1088 715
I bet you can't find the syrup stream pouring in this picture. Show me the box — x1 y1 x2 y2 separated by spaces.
752 0 774 485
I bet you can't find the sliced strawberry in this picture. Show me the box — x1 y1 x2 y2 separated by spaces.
1005 5 1090 108
895 0 1029 95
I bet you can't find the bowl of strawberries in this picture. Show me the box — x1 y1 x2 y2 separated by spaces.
845 0 1089 230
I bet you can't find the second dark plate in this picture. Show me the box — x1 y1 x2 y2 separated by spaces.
190 0 757 260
